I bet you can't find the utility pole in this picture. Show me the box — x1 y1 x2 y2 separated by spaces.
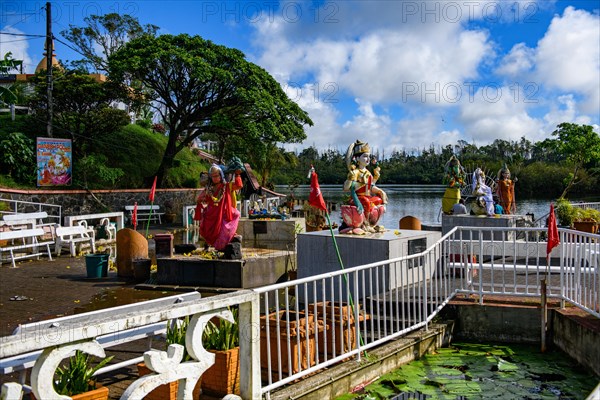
45 1 53 137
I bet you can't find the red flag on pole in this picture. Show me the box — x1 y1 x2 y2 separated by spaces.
308 167 327 211
132 201 138 230
547 203 559 261
149 176 157 202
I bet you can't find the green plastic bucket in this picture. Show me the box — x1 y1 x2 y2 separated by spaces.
98 253 109 277
85 254 105 278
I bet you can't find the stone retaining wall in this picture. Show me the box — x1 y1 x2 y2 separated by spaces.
0 188 199 223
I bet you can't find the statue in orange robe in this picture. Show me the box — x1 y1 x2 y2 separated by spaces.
495 164 517 215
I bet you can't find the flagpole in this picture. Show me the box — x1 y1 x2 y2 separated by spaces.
146 176 158 237
308 166 366 353
145 201 154 237
323 210 367 354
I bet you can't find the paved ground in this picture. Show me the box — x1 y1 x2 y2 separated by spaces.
0 224 206 399
0 225 184 336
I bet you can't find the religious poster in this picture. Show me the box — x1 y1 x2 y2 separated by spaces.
36 137 72 186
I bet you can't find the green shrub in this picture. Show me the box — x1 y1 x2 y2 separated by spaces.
0 132 36 184
166 316 191 361
555 199 574 227
75 154 125 189
202 307 239 351
53 350 113 396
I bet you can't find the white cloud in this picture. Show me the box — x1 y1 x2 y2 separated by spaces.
458 85 545 143
496 42 535 78
341 100 392 153
0 28 35 73
535 6 600 114
542 95 594 131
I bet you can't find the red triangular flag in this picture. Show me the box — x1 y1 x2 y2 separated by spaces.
132 201 138 230
547 203 559 261
309 168 327 211
149 176 157 202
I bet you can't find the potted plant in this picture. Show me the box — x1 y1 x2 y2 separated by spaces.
572 207 600 234
260 310 322 379
201 307 240 396
53 350 113 400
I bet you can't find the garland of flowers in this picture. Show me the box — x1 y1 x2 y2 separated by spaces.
210 184 225 206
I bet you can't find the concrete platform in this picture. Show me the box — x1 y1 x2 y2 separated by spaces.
297 229 441 301
156 247 291 289
237 217 304 250
442 214 532 240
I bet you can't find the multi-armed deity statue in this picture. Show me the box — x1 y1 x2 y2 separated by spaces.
340 140 387 234
442 155 466 214
495 163 517 214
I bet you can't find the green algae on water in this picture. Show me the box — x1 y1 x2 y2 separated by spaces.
337 342 598 399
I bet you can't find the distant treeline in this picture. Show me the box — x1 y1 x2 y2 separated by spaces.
270 138 599 199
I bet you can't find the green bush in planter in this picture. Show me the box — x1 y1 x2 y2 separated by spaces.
54 350 113 396
573 207 600 223
202 307 239 351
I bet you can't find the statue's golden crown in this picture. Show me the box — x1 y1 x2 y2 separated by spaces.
353 140 370 155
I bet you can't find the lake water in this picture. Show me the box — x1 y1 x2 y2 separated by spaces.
275 185 552 229
276 184 560 228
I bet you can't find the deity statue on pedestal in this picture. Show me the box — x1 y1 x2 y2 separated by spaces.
195 158 245 251
471 168 495 216
495 163 517 215
340 140 387 234
442 155 466 214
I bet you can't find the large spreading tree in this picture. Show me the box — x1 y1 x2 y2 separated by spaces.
109 33 312 187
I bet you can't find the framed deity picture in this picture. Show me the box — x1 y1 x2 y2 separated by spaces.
36 137 72 186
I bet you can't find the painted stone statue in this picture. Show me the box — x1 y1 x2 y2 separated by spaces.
495 163 517 215
442 155 466 214
471 168 494 216
195 158 244 250
340 140 387 234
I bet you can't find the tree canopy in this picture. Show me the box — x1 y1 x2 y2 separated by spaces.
29 69 130 156
108 33 313 186
551 123 600 199
60 13 158 73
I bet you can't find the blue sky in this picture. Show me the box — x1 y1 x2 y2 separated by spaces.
2 0 599 155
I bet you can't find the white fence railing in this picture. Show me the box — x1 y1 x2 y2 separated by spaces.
0 199 62 226
0 225 598 399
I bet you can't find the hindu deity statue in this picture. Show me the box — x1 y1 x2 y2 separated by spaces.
495 163 517 215
340 140 387 234
442 155 466 214
471 168 495 216
195 158 244 250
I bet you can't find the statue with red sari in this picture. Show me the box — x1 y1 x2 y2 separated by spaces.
495 163 517 214
340 140 387 234
195 159 244 251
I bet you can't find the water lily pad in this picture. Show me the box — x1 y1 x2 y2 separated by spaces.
335 342 597 400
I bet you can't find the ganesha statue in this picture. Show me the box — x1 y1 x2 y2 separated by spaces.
340 140 387 234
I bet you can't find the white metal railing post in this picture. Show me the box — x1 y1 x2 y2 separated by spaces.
239 293 261 399
559 230 566 309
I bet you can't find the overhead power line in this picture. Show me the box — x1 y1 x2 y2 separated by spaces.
0 32 46 38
